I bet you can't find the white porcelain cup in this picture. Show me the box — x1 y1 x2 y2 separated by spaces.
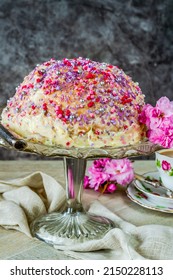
155 149 173 191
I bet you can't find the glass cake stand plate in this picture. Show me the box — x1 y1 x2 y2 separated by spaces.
0 124 162 246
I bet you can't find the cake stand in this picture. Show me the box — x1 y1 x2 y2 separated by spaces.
0 124 161 246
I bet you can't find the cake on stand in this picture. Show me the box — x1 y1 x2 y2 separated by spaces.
0 124 160 246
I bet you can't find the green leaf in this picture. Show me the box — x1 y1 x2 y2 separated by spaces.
156 159 161 168
169 169 173 176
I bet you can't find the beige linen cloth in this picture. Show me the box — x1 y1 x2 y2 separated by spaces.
0 171 173 260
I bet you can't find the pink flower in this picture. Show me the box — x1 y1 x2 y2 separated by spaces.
139 104 153 127
84 158 134 194
162 160 171 171
83 176 90 189
88 170 109 190
104 158 134 186
147 126 173 148
106 183 117 193
159 115 173 130
92 158 110 171
139 96 173 148
149 107 164 130
156 96 173 116
99 182 118 193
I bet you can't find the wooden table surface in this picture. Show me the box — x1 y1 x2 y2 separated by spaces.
0 160 172 260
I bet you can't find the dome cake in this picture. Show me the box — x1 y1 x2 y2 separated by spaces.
1 57 145 148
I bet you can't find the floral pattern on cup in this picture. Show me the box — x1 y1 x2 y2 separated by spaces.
162 160 171 171
156 159 173 176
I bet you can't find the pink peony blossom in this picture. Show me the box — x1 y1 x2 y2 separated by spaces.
84 158 134 193
149 108 164 130
156 96 173 116
139 104 153 127
92 158 110 172
104 158 134 186
147 126 173 148
161 160 171 171
139 96 173 148
88 170 109 190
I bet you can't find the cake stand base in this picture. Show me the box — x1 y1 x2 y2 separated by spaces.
31 209 114 246
30 157 114 246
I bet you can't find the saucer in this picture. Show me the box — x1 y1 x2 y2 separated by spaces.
133 171 173 203
126 182 173 213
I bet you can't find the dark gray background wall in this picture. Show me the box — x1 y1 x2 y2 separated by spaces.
0 0 173 159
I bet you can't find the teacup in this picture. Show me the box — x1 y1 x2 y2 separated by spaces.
155 149 173 191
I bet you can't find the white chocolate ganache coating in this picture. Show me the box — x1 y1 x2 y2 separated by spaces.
1 57 146 148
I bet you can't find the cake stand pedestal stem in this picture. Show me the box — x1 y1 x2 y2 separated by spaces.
63 157 86 213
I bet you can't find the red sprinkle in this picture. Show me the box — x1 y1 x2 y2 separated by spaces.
42 103 48 111
45 62 51 66
95 97 100 102
77 61 81 66
65 109 71 116
55 106 64 118
21 83 33 89
83 65 88 70
121 94 132 105
63 59 72 67
62 117 67 123
73 66 78 71
95 130 100 135
38 70 45 75
45 78 52 84
87 96 91 100
86 73 95 79
36 78 41 83
28 83 34 89
88 101 94 107
121 98 132 105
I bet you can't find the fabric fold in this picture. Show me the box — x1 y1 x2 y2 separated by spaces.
0 171 173 260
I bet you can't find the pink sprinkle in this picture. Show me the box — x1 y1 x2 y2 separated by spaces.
90 113 95 118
